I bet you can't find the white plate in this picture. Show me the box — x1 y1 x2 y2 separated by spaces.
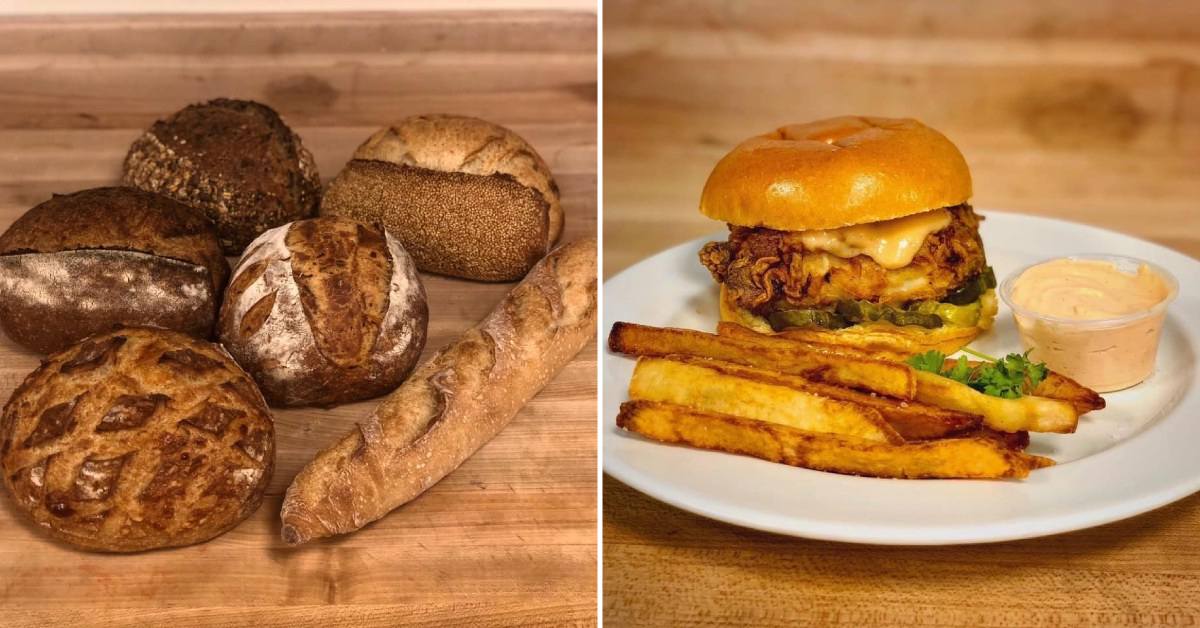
603 211 1200 544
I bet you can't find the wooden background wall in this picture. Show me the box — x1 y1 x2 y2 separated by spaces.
603 0 1200 276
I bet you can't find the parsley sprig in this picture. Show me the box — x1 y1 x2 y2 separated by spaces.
906 348 1048 399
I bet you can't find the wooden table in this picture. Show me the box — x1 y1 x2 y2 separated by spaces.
0 11 597 627
603 1 1200 625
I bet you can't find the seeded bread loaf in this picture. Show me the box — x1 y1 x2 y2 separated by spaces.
280 238 596 544
122 98 321 254
0 328 274 552
320 114 562 281
219 217 428 407
0 187 229 354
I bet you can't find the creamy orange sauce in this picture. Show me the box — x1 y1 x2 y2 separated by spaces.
1010 259 1169 320
799 208 950 270
1008 258 1172 392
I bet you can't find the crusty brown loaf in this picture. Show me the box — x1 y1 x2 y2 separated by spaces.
700 116 972 230
219 217 428 407
280 237 596 544
320 114 562 281
0 187 230 354
0 328 274 552
122 98 321 254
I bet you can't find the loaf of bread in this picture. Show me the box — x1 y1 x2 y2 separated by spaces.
320 114 563 281
122 98 321 254
219 217 428 407
0 328 274 552
0 187 230 354
280 237 596 544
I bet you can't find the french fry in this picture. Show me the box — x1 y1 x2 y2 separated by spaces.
609 322 915 400
717 322 1086 433
668 356 981 441
937 359 1105 415
913 371 1078 433
1034 373 1107 415
630 357 904 444
717 321 978 361
617 400 1053 479
955 427 1032 451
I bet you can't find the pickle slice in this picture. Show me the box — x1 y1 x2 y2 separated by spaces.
768 309 850 330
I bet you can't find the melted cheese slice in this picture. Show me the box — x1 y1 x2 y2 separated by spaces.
799 208 951 269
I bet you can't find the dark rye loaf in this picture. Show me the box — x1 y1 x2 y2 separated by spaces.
0 187 229 354
218 217 428 407
122 98 321 254
0 328 274 552
321 114 563 281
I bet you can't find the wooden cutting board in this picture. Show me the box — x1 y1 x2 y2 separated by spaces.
0 11 597 628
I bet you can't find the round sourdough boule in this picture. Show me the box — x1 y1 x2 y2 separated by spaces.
0 187 230 354
122 98 321 254
0 328 274 552
320 114 562 281
218 216 428 407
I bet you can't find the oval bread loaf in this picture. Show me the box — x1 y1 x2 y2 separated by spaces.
321 114 562 281
0 187 230 354
280 237 596 544
219 217 428 407
0 328 275 552
122 98 321 254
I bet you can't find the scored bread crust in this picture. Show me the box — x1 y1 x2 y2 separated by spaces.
0 187 230 354
122 98 321 254
218 217 429 407
0 187 228 293
0 328 274 552
279 237 597 545
700 116 972 231
321 114 562 282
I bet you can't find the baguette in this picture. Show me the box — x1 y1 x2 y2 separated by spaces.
280 238 596 544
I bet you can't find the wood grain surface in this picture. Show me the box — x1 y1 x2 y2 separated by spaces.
603 1 1200 625
0 11 597 628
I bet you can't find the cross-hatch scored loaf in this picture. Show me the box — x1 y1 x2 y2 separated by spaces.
0 328 274 552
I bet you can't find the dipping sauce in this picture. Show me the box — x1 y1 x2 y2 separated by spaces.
1001 256 1177 392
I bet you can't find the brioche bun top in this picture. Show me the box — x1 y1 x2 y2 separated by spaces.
700 116 972 231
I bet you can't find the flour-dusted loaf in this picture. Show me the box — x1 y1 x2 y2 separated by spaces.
0 187 229 354
0 328 274 552
280 238 596 545
122 98 321 254
320 114 563 281
219 217 428 407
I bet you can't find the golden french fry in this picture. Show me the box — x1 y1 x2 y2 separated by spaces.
617 400 1053 479
936 359 1105 416
630 357 903 444
1033 373 1107 415
913 371 1078 433
717 321 978 361
669 355 980 441
609 322 915 400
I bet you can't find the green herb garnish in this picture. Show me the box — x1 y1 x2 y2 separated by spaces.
906 348 1048 399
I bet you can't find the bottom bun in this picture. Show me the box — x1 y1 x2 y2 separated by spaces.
718 285 997 360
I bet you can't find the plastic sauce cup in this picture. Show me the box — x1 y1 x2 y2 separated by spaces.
999 254 1178 393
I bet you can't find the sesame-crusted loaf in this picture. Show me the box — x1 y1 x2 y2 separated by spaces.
320 114 563 281
0 328 274 552
122 98 320 254
0 187 230 354
219 217 428 407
